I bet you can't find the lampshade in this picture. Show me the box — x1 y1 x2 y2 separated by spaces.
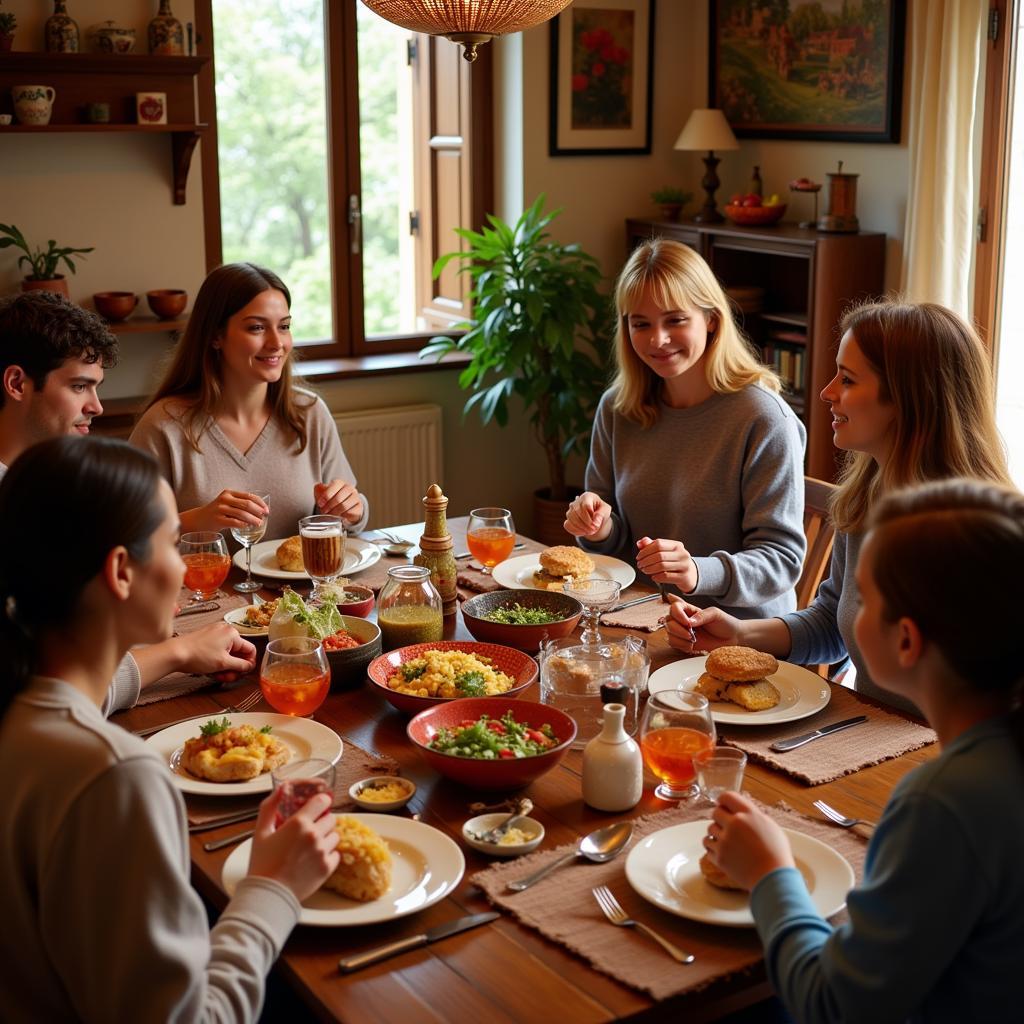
360 0 574 62
673 109 739 153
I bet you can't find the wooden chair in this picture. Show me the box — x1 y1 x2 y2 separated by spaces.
797 477 836 611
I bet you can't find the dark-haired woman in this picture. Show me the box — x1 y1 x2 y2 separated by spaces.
0 436 340 1021
130 263 368 540
703 478 1024 1022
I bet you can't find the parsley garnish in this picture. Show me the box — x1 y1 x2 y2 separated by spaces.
259 725 273 734
455 670 488 696
199 717 232 736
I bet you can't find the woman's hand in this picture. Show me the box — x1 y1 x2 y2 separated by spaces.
180 622 257 681
703 791 794 891
181 490 269 532
248 791 341 903
636 536 698 592
564 492 613 541
664 595 743 653
315 480 364 525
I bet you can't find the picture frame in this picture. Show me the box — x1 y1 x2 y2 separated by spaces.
549 0 655 157
709 0 905 143
136 91 168 125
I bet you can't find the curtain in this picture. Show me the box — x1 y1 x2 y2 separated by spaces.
901 0 987 314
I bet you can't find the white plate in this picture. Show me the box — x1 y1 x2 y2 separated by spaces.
626 820 853 928
223 606 268 636
492 553 636 591
648 656 830 726
146 713 343 796
235 537 382 580
222 814 465 926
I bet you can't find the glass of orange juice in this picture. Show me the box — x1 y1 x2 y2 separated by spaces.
180 531 231 602
466 507 515 575
639 692 716 800
260 637 331 717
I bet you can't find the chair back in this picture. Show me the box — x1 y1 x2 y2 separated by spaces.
797 477 836 610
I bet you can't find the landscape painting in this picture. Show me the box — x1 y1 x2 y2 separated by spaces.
710 0 905 142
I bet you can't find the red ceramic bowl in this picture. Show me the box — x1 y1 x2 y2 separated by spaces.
366 640 537 715
334 584 375 618
460 589 582 652
407 696 576 789
724 203 787 226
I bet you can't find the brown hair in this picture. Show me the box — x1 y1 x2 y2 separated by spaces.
144 262 311 451
609 238 780 427
831 301 1011 532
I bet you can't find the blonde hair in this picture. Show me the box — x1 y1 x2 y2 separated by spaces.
609 238 779 427
831 300 1011 533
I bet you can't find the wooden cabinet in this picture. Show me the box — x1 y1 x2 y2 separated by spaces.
0 52 209 204
626 218 886 481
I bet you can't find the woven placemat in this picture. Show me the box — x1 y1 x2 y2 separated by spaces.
601 592 669 632
472 799 867 1001
719 684 937 785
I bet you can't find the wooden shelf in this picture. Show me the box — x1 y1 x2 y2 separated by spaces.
0 53 207 76
2 122 207 133
105 316 187 334
761 311 809 328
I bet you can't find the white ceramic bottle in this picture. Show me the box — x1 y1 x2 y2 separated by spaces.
582 702 643 812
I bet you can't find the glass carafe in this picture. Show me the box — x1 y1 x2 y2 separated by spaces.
377 565 443 651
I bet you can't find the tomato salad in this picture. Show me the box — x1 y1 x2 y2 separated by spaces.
323 628 363 651
428 712 558 759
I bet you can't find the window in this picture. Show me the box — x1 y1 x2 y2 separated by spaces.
198 0 491 358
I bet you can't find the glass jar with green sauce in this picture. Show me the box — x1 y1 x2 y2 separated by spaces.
377 565 443 650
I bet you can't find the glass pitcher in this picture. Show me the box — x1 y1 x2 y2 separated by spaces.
377 565 443 651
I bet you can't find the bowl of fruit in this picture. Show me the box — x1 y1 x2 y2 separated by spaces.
724 193 787 226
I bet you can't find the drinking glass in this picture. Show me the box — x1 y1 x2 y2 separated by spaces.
562 578 621 647
179 531 231 602
639 691 716 800
260 637 330 717
693 746 747 805
298 514 345 600
231 494 270 593
271 758 336 826
466 507 515 575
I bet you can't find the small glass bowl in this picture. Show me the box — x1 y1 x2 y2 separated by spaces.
462 813 545 857
348 775 416 812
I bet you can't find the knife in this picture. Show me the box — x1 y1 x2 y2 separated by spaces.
608 593 661 613
188 808 259 834
770 715 868 752
338 912 500 972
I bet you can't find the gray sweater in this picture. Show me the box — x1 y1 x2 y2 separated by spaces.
581 386 806 618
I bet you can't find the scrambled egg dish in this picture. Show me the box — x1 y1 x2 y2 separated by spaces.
181 719 290 783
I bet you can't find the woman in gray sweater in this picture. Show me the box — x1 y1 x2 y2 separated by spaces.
565 238 806 618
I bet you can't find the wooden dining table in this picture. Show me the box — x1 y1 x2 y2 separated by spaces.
111 519 938 1023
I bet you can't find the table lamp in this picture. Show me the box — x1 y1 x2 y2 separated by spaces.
674 109 739 224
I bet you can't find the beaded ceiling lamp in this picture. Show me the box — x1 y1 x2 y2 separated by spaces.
360 0 573 62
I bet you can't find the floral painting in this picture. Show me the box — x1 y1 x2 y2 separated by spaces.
570 13 634 130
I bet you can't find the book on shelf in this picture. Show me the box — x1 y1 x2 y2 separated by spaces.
763 341 805 396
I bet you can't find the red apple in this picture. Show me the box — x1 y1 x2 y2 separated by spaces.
742 194 763 207
730 193 744 205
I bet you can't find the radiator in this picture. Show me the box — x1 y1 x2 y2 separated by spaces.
332 404 443 529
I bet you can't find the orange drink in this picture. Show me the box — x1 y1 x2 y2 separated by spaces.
466 527 516 568
182 552 231 598
639 691 716 799
641 727 715 788
260 662 330 717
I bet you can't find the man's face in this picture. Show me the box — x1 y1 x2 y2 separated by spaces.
24 357 105 442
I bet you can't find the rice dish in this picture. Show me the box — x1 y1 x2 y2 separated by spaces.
323 816 392 902
388 649 514 698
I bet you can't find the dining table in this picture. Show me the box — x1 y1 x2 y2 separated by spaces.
110 518 938 1023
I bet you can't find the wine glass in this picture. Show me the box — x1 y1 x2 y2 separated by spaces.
179 531 231 603
231 493 270 593
466 507 515 575
562 578 621 647
639 691 716 801
259 637 330 717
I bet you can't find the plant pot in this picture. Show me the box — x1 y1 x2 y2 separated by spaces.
532 486 582 547
0 33 14 53
21 276 69 298
660 204 683 222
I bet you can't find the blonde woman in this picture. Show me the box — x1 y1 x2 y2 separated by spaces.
565 238 806 617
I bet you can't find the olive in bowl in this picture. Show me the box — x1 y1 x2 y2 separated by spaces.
460 589 583 652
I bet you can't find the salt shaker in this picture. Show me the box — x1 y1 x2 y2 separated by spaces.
582 696 642 812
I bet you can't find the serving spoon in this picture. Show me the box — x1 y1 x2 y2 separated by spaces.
505 821 633 892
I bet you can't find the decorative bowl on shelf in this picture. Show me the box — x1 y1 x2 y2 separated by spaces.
93 291 138 322
146 289 187 319
724 203 787 226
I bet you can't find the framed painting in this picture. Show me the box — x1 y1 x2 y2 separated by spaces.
549 0 655 156
710 0 905 142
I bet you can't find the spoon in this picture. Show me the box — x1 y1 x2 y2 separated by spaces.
505 821 633 892
383 541 415 557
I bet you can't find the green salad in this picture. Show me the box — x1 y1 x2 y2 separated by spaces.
482 602 566 625
429 712 557 759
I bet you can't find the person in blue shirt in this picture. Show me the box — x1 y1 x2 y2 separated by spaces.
703 477 1024 1024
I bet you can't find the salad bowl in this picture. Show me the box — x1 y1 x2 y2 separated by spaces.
460 589 582 651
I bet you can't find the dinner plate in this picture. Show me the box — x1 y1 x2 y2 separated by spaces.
492 553 636 591
222 605 268 636
648 656 830 726
146 713 343 796
235 537 382 580
625 821 854 928
221 814 465 926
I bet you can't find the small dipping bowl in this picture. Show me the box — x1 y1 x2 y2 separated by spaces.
348 775 416 812
334 584 375 618
463 813 545 857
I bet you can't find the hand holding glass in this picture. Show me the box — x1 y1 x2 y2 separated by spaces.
466 507 515 574
180 531 231 602
260 637 330 717
640 691 716 800
693 746 747 804
231 494 270 593
271 758 336 826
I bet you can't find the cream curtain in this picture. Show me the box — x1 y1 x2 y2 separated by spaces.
901 0 987 314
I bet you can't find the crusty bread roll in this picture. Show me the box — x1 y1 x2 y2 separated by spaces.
699 853 746 891
724 679 781 711
276 535 304 572
705 646 779 682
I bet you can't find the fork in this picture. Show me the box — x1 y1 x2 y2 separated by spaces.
592 886 695 964
133 687 263 738
813 800 876 832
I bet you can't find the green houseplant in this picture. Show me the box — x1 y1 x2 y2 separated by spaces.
650 186 692 222
0 5 16 50
421 195 612 523
0 223 93 297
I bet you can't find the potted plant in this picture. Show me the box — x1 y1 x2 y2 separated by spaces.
0 5 16 51
421 195 613 544
0 223 93 298
651 186 693 222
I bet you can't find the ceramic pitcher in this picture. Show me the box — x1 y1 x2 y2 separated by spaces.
12 85 55 126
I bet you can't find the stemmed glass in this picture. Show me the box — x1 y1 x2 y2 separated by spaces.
259 637 330 718
639 691 716 801
562 578 621 647
231 493 270 593
298 514 345 601
179 531 231 603
466 507 515 575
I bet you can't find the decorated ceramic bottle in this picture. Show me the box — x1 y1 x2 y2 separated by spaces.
414 483 458 616
45 0 79 53
582 700 642 812
148 0 184 55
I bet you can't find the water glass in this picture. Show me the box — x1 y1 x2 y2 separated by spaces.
271 758 336 825
231 493 270 593
639 691 716 800
693 746 747 805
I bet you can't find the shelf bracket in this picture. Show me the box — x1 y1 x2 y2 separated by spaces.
171 131 201 205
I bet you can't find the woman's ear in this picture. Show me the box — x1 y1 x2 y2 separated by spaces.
102 546 134 603
896 616 924 669
706 312 719 338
